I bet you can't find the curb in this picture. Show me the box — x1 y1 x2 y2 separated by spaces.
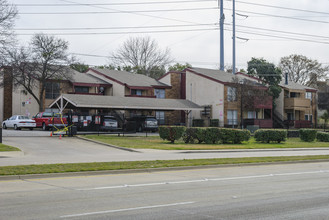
2 159 329 181
76 136 140 153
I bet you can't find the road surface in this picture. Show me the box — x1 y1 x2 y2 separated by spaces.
1 162 329 219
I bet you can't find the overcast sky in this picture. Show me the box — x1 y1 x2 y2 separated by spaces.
10 0 329 71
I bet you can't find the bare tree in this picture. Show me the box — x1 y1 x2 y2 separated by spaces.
110 36 173 78
279 54 329 87
6 33 74 111
0 0 17 64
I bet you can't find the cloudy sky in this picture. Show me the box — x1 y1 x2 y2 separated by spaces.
9 0 329 71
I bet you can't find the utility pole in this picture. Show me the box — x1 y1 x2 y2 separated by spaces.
232 0 236 74
219 0 224 71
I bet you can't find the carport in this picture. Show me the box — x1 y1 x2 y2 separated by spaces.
49 94 202 127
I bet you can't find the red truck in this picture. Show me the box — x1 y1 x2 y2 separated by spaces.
33 112 68 131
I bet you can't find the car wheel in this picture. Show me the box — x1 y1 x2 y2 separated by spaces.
2 123 7 129
42 123 47 131
14 124 18 130
29 128 33 130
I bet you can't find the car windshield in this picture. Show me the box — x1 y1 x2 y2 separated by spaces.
146 118 157 122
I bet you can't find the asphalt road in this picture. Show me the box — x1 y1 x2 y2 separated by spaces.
1 162 329 219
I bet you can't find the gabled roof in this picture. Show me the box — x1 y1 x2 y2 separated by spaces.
279 80 317 92
186 67 259 84
88 68 170 88
49 94 202 111
69 68 110 86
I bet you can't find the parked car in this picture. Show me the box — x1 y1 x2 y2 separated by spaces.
100 116 118 131
127 116 158 132
2 115 36 130
33 112 68 131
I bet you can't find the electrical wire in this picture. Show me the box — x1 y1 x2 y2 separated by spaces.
13 23 217 31
15 0 217 7
18 7 218 15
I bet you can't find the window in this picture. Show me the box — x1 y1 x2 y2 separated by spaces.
305 114 313 121
131 89 142 96
154 89 165 99
227 87 237 102
227 110 238 125
45 82 60 99
305 92 312 100
248 111 256 119
156 111 165 125
75 86 89 93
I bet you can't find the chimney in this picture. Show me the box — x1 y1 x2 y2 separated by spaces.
285 72 288 85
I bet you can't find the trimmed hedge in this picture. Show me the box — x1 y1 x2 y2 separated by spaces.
254 129 287 143
183 127 250 144
299 129 317 142
159 126 186 143
317 132 329 142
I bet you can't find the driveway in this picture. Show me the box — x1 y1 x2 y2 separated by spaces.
2 132 329 166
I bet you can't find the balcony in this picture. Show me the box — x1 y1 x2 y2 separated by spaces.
243 119 273 128
284 98 311 109
253 96 272 109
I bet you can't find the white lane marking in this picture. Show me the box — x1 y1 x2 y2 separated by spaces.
60 201 195 218
79 170 329 191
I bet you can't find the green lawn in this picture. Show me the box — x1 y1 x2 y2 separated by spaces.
2 155 329 176
84 135 329 150
0 143 20 152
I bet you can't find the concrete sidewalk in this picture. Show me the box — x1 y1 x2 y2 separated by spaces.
2 136 329 167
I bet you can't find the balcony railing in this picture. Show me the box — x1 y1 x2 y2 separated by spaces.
284 98 311 109
243 119 273 128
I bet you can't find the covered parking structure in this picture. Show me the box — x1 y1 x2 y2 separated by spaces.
49 94 202 127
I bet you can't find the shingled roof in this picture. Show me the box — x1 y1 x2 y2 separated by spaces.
49 94 202 111
88 68 170 88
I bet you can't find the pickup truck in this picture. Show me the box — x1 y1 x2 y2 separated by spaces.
33 112 68 131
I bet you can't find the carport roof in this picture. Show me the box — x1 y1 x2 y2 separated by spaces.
49 94 203 111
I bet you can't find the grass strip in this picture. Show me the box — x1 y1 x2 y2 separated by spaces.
0 143 20 152
1 155 329 176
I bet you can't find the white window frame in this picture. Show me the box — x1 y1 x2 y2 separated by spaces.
305 92 312 100
227 110 238 125
227 87 237 102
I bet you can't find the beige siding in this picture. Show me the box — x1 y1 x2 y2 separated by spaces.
185 70 224 126
12 86 39 118
159 74 171 86
275 90 285 120
87 70 123 97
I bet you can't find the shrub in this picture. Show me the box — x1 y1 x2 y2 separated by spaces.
219 128 250 144
204 128 222 144
182 128 198 144
317 132 329 142
254 129 287 143
159 126 185 143
195 128 207 144
299 129 317 142
192 119 204 127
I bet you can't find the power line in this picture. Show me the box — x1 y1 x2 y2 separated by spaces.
15 27 219 35
14 23 217 31
18 7 218 15
224 8 329 24
225 23 329 40
231 0 329 16
16 0 217 7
